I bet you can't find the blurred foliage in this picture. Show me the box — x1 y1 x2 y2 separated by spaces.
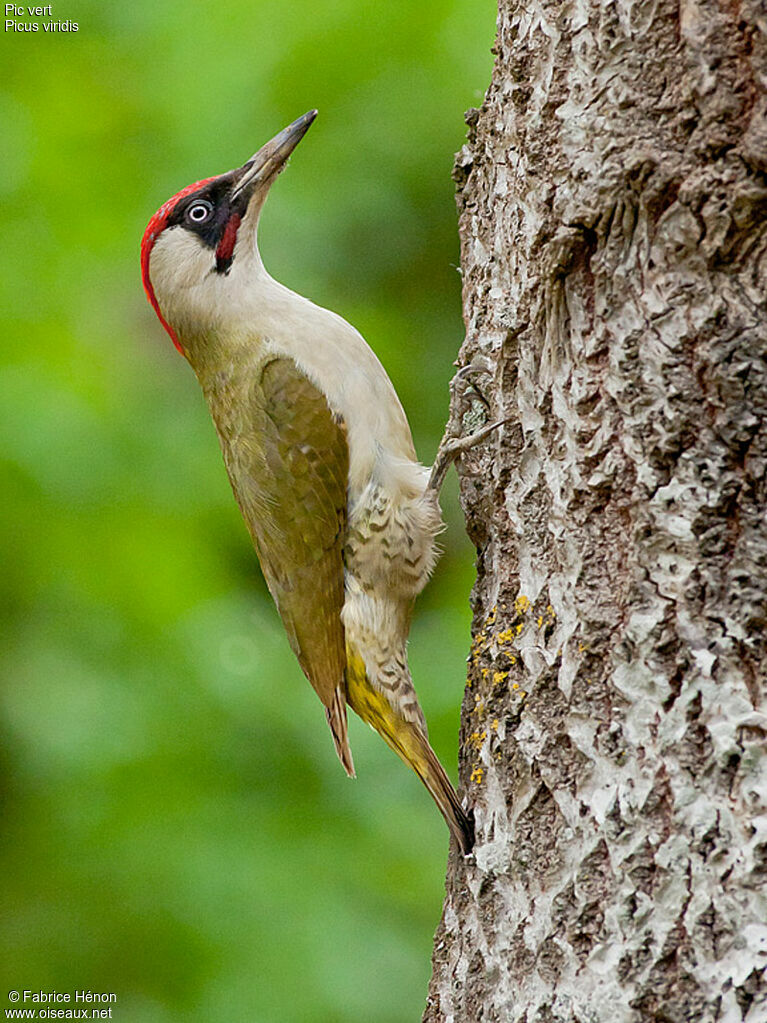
0 1 493 1019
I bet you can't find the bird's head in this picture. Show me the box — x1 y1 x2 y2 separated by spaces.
141 110 317 357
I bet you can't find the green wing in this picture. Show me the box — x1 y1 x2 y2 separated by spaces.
228 356 353 773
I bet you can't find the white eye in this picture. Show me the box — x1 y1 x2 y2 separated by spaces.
188 201 213 224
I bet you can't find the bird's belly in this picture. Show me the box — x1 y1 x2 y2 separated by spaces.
345 483 442 600
341 485 440 731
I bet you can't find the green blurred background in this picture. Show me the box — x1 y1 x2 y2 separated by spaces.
0 2 493 1019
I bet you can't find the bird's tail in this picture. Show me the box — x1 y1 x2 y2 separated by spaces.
403 729 474 855
345 647 474 854
326 685 356 778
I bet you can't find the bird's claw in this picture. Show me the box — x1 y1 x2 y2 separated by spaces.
428 417 507 495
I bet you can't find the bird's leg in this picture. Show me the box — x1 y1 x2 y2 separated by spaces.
428 359 506 497
428 417 506 496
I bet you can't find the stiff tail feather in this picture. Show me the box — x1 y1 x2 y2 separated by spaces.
344 653 473 853
386 724 474 854
412 737 475 855
326 685 356 778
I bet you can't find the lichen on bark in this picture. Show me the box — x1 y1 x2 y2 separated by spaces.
426 2 767 1020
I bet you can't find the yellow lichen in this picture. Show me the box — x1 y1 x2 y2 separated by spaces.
492 670 509 686
470 766 484 784
468 730 487 751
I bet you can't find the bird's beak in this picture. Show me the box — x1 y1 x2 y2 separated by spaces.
231 110 317 208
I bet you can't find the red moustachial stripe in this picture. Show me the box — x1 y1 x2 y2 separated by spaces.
215 212 242 272
141 176 216 356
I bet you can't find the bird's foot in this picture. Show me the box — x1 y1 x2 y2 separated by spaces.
428 417 506 496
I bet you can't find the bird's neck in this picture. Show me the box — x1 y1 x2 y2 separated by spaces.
171 257 275 374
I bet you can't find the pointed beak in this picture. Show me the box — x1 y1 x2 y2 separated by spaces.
231 110 317 209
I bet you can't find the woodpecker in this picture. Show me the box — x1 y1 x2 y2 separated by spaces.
141 111 491 854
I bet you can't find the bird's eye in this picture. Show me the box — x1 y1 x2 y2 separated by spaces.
187 201 213 224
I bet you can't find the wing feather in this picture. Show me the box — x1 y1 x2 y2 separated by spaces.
232 356 353 774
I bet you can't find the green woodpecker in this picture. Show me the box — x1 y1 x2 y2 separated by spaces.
141 111 486 854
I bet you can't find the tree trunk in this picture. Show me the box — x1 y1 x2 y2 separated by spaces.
425 2 767 1020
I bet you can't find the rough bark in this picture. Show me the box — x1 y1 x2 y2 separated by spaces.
425 2 767 1020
